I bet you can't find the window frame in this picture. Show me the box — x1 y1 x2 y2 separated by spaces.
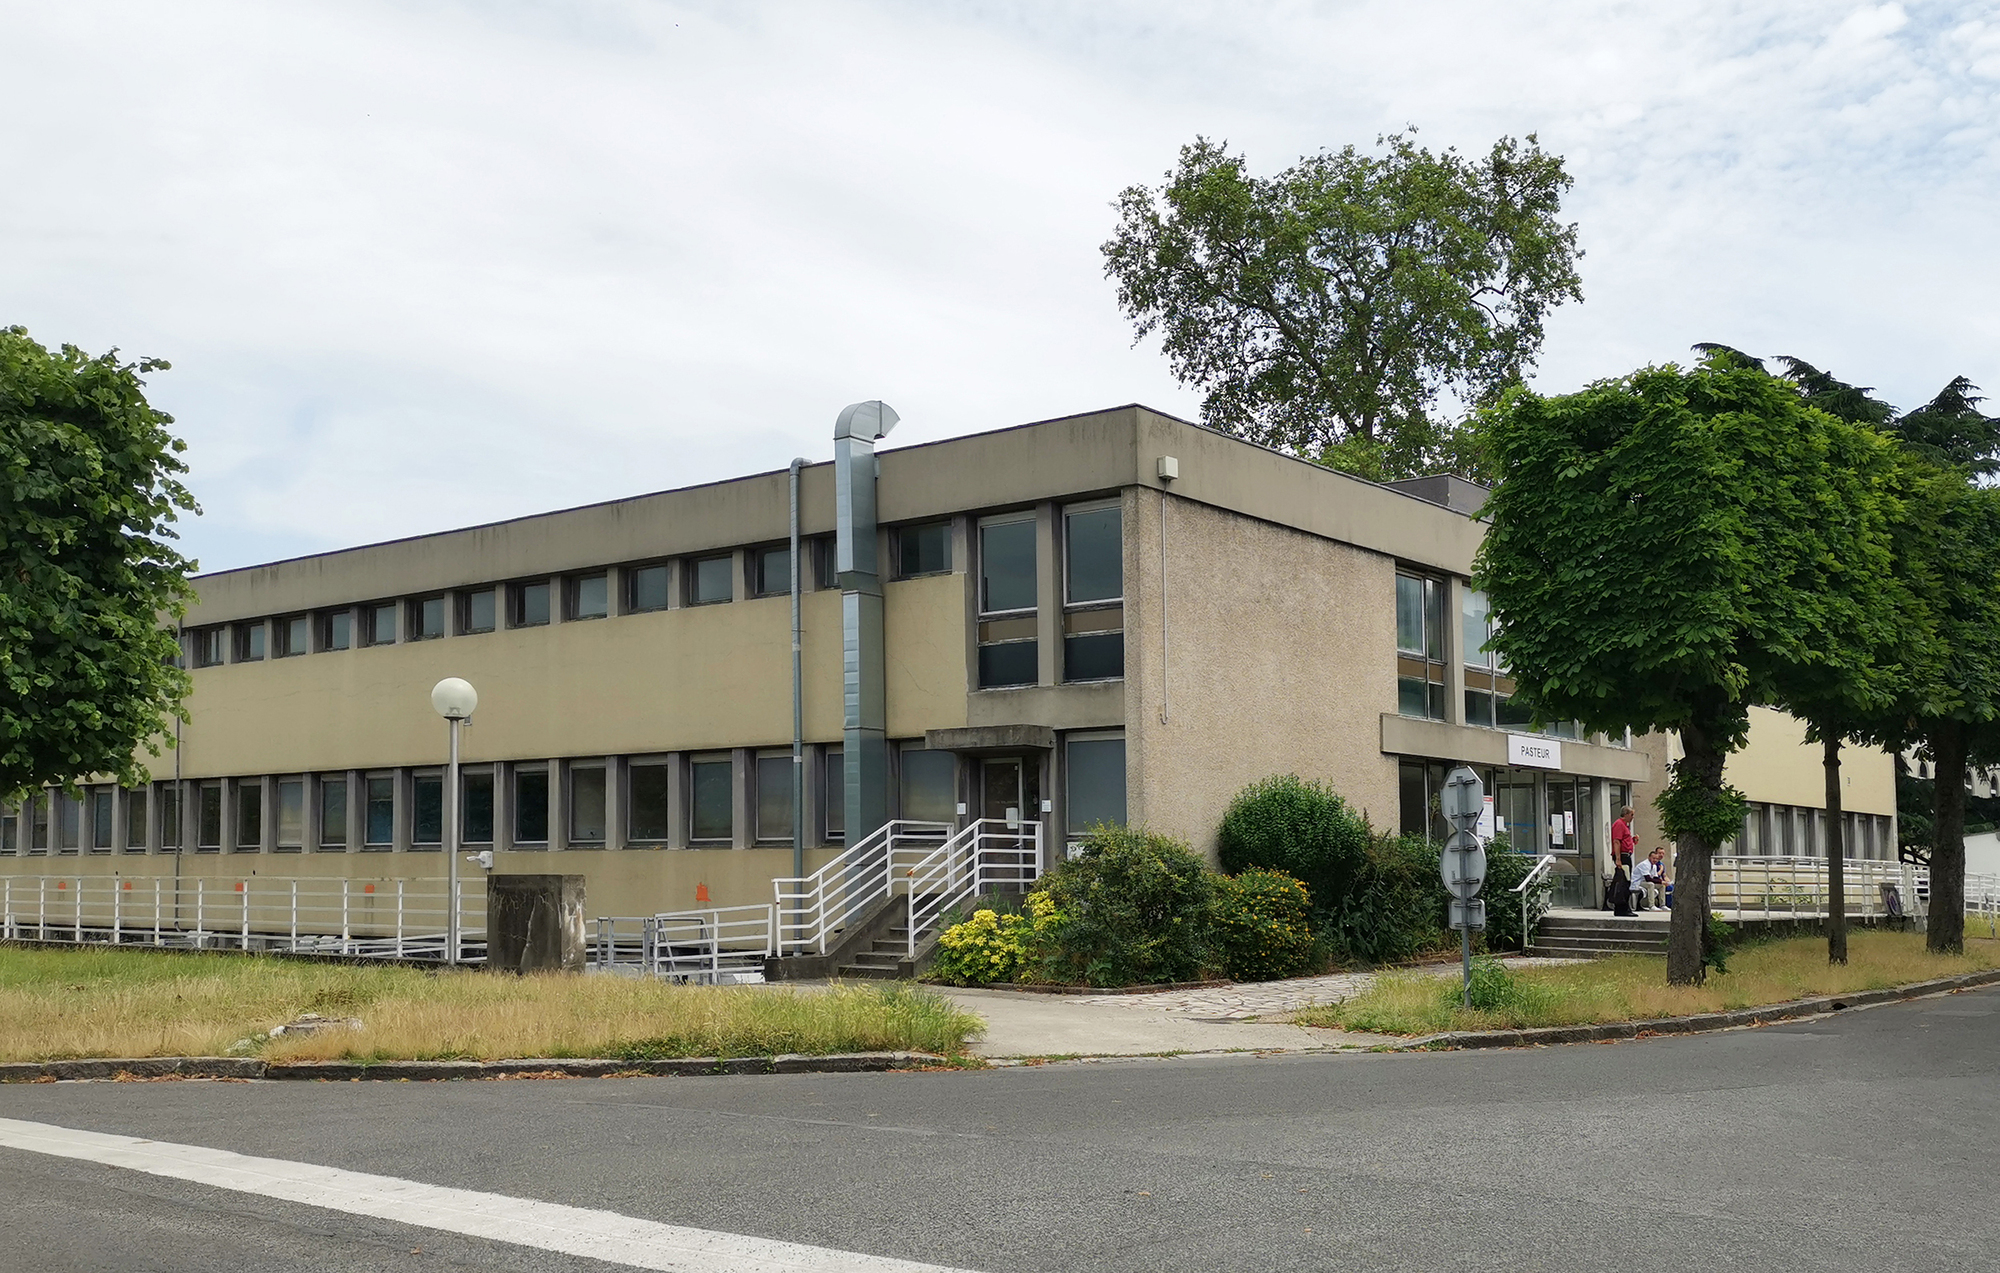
509 580 552 628
895 522 952 580
626 563 672 614
361 601 398 647
976 512 1039 690
318 775 348 851
233 620 267 663
457 588 497 635
686 555 733 607
750 545 791 599
687 752 734 844
753 751 795 844
408 595 447 642
566 573 610 622
318 608 353 652
567 761 608 847
1060 500 1123 683
1063 729 1128 840
274 614 311 658
274 777 306 852
191 626 227 668
1394 570 1448 722
361 772 396 851
626 757 672 845
512 764 550 847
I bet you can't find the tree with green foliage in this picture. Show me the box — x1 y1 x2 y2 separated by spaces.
1216 774 1370 929
1102 131 1581 480
1 326 197 798
1477 354 1907 984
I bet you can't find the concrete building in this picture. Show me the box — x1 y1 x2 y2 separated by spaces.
0 404 1899 928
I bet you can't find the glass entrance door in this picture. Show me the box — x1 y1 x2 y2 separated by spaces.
980 758 1040 826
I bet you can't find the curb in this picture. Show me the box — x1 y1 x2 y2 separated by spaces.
1394 966 2000 1051
0 1051 946 1083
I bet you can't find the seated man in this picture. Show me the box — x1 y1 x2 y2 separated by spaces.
1635 848 1668 910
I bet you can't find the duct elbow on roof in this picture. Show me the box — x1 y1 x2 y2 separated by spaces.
834 400 900 443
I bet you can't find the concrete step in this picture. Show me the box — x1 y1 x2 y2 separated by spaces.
1536 924 1670 941
1527 943 1666 960
1531 937 1669 955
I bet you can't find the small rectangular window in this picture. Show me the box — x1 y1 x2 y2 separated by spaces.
814 537 839 590
897 523 951 578
568 574 609 621
1396 572 1447 721
412 774 442 847
234 621 266 662
628 564 670 613
320 778 347 850
515 768 549 844
235 781 262 850
753 547 790 598
688 556 732 605
53 791 81 853
458 589 496 635
689 757 733 841
410 596 446 641
274 615 309 657
159 785 182 851
1061 503 1124 683
124 786 147 850
823 746 844 840
27 791 49 852
629 763 670 842
320 610 352 651
511 581 551 628
569 765 607 845
755 754 793 842
90 787 114 852
1 805 16 855
363 603 397 646
900 748 955 824
364 776 394 848
1065 734 1127 837
191 627 226 667
276 779 304 851
462 771 494 844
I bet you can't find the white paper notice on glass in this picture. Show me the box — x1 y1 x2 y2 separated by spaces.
1477 796 1495 841
1564 810 1576 835
1550 813 1565 846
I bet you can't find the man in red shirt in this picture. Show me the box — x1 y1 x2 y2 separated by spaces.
1608 806 1637 912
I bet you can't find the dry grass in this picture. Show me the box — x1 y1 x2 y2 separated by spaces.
1295 930 2000 1036
0 946 982 1062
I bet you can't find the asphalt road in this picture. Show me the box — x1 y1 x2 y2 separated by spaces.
2 986 1996 1273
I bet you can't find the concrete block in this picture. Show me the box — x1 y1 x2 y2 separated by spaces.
487 874 587 974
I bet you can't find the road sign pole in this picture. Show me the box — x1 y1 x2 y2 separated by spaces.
1463 924 1472 1010
1441 765 1488 1011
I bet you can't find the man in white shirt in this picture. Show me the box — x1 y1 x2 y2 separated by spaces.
1635 849 1668 910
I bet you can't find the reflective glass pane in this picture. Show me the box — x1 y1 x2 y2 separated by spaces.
629 765 669 841
572 575 608 619
369 603 397 645
691 557 732 604
514 582 550 627
91 788 114 849
1396 574 1424 653
691 760 733 840
898 523 950 577
1065 737 1125 835
235 783 262 848
277 780 304 847
322 611 351 650
462 772 494 843
980 520 1036 613
1063 632 1122 682
569 767 606 842
320 780 347 847
756 755 793 841
755 548 790 597
1064 507 1121 603
1462 589 1492 668
365 777 394 845
124 787 147 848
978 640 1038 689
900 750 955 824
823 747 844 838
462 589 496 633
514 770 548 843
413 776 443 845
630 565 670 612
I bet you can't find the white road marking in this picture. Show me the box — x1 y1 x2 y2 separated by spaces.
0 1117 978 1273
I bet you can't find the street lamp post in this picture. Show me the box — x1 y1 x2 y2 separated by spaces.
431 677 479 965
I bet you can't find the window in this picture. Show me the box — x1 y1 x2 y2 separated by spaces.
628 564 671 613
159 785 182 851
1065 733 1126 837
749 547 789 599
412 774 442 847
567 574 609 621
514 768 549 844
1 805 15 855
978 515 1038 689
1063 503 1122 682
54 791 80 854
409 596 446 641
569 764 606 845
320 609 352 651
235 781 262 850
813 537 839 590
688 556 732 605
458 588 496 635
1395 572 1446 720
897 523 952 578
823 745 844 840
275 615 310 657
900 747 956 824
689 756 733 842
462 771 494 844
510 581 551 628
320 778 347 850
364 776 394 849
234 621 266 662
362 602 397 647
276 779 304 851
755 753 793 842
28 792 50 853
629 762 670 842
90 784 114 844
124 786 147 850
191 627 226 667
1461 588 1523 728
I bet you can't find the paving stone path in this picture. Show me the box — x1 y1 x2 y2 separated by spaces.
1065 957 1588 1020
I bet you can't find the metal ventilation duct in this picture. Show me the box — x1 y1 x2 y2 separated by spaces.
834 400 899 846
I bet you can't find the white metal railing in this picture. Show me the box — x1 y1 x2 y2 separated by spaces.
1706 855 2000 934
0 875 484 962
1513 854 1558 947
771 820 949 955
893 818 1044 958
590 905 774 983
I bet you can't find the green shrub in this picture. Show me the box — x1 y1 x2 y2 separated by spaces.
1322 834 1451 965
1217 775 1371 930
1442 954 1558 1015
1213 869 1314 982
928 909 1032 986
1032 826 1218 987
1478 845 1556 952
1704 912 1734 976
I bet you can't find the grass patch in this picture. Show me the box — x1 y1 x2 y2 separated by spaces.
0 945 983 1062
1293 930 2000 1036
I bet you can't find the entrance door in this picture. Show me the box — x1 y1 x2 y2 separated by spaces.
981 758 1028 825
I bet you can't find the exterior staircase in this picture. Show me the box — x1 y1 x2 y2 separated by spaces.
1529 912 1672 958
836 917 920 980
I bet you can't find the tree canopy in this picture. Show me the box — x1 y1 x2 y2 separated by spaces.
1 326 197 798
1102 132 1581 479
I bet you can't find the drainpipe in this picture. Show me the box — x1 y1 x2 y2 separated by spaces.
789 456 806 880
834 400 899 847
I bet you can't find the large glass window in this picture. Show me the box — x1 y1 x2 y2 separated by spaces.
900 747 956 824
197 783 223 850
124 786 147 850
823 745 844 840
511 581 551 628
320 609 352 651
514 768 549 844
159 785 181 851
90 787 114 852
629 564 671 613
688 556 732 605
569 765 607 845
629 763 670 842
1065 734 1126 837
235 781 262 850
690 757 733 842
1 805 15 855
320 778 347 850
897 523 951 578
1395 572 1446 720
364 776 394 848
567 574 609 621
462 771 494 844
458 589 496 635
412 774 443 847
752 547 790 598
755 754 793 842
52 791 79 853
27 791 48 852
191 627 226 667
409 596 446 640
276 615 310 658
1063 503 1123 682
275 779 304 850
234 621 266 662
978 516 1038 689
363 602 397 646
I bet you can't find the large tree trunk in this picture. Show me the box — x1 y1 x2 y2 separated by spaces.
1667 712 1729 985
1824 734 1847 965
1929 721 1968 954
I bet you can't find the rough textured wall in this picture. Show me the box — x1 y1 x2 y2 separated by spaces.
1125 489 1401 859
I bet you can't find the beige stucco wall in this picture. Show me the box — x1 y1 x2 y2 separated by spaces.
1726 706 1897 816
1125 489 1401 858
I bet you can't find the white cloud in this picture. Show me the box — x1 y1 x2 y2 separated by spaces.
2 0 1996 570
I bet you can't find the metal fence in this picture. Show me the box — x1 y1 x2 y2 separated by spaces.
1708 855 2000 934
589 905 774 983
0 875 484 962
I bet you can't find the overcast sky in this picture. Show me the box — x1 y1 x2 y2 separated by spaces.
5 0 1997 572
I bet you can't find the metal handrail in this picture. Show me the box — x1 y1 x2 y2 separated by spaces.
893 819 1044 958
1513 854 1557 948
770 819 949 955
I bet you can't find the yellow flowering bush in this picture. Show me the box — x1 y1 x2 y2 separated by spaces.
1213 868 1314 982
929 909 1031 986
